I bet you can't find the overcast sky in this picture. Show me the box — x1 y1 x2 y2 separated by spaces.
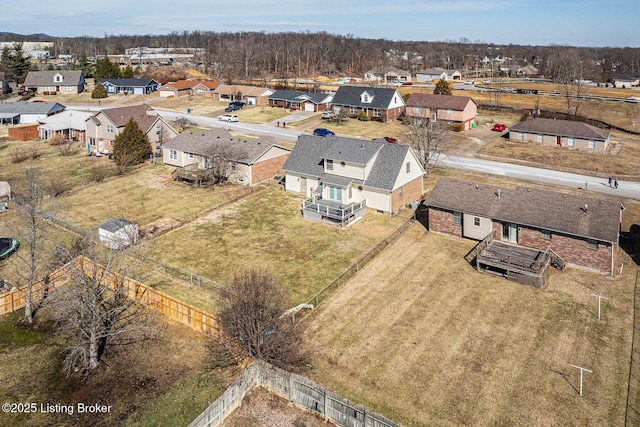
2 0 638 47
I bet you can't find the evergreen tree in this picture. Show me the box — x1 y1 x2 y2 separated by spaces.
434 79 453 96
91 82 108 99
76 51 93 78
1 43 31 83
121 65 135 78
112 118 151 172
94 57 121 80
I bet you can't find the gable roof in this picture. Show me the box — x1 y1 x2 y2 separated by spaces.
269 90 331 104
163 129 289 164
99 218 135 233
24 70 84 86
0 101 66 115
331 86 402 109
406 93 476 111
38 110 93 131
99 78 158 87
509 118 610 141
426 178 621 243
215 84 272 97
416 68 459 76
93 103 160 132
283 135 416 191
161 80 220 91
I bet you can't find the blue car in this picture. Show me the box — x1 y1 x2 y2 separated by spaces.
313 128 335 137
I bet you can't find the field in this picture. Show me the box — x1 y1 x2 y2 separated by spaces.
304 224 637 426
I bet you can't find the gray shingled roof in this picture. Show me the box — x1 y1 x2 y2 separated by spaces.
269 90 330 104
99 218 134 233
24 70 84 86
99 78 158 87
283 135 412 191
406 93 475 111
426 178 621 243
0 101 66 115
331 86 402 109
163 129 287 164
509 118 610 141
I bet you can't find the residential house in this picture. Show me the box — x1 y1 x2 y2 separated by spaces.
85 104 178 155
516 65 539 78
268 90 333 112
330 86 405 122
364 67 411 83
0 101 65 125
283 135 424 224
162 128 291 185
213 84 274 106
509 118 611 151
612 73 640 88
37 110 93 143
405 93 477 130
158 80 221 98
415 68 461 82
425 178 622 275
99 78 160 95
23 70 86 95
99 219 139 250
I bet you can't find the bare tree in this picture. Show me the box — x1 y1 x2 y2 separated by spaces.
213 268 308 370
49 238 157 375
403 116 449 176
204 141 248 184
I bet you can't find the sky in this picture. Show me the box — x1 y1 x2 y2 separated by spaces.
2 0 639 47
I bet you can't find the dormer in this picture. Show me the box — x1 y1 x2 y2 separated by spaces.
53 73 64 83
360 91 374 104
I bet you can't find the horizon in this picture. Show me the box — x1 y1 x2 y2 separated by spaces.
3 0 639 49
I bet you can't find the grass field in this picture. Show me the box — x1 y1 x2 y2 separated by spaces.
304 224 636 426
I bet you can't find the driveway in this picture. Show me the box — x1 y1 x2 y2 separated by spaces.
265 110 317 127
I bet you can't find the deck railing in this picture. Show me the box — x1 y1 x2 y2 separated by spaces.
302 199 367 221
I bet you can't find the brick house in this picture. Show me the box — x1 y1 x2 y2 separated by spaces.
405 93 477 130
23 70 86 95
330 86 405 122
425 178 622 275
158 80 221 98
283 135 424 224
268 90 333 112
162 128 290 186
509 118 611 152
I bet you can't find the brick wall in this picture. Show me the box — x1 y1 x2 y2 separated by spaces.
517 225 613 273
428 207 462 237
251 153 289 185
391 176 424 213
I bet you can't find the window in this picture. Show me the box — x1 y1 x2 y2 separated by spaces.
326 159 333 170
431 113 437 121
65 86 72 91
156 141 161 149
89 138 95 146
187 152 194 159
541 230 552 239
588 139 595 149
350 107 357 115
518 132 524 141
106 125 114 133
55 74 62 82
414 107 422 114
447 109 453 117
587 239 598 249
399 187 403 198
196 89 204 95
373 109 380 117
156 126 161 135
474 217 480 226
363 94 369 102
568 137 574 147
537 134 543 142
231 162 236 171
453 211 462 225
349 186 352 198
406 162 410 173
169 150 177 160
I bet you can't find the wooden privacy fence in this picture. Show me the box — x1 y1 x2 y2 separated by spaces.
189 362 400 427
0 256 219 335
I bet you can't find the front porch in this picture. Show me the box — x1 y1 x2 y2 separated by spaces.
302 199 367 226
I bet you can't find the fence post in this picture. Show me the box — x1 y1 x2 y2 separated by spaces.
324 389 329 421
288 371 294 401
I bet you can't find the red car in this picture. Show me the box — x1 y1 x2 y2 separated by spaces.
401 81 413 86
492 123 507 132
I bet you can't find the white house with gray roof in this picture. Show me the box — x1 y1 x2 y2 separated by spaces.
330 86 405 122
283 135 424 223
163 128 290 185
23 70 85 94
0 101 65 124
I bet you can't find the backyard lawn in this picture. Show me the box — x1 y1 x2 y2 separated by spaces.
304 224 637 426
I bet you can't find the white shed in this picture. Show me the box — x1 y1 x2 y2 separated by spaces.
98 218 139 250
0 181 11 202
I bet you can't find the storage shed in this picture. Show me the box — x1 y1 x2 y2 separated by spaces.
98 218 138 250
0 181 11 202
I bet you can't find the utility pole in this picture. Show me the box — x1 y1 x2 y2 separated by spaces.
570 365 592 396
591 294 608 320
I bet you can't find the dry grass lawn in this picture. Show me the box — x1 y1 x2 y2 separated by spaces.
304 224 636 426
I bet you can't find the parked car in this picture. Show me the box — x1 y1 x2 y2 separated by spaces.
401 81 413 86
230 101 246 108
482 80 492 84
321 111 335 119
218 114 239 122
225 104 242 112
313 128 335 137
464 80 475 85
384 136 398 144
491 123 507 132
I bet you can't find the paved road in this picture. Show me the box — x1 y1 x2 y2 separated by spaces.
151 109 640 200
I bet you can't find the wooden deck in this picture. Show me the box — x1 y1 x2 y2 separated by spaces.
302 199 367 225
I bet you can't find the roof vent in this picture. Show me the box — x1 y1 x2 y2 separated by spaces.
497 189 501 198
583 203 589 215
475 184 479 189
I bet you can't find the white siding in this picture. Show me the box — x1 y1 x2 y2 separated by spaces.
391 149 425 190
255 146 290 162
462 214 492 240
363 187 391 212
327 160 366 180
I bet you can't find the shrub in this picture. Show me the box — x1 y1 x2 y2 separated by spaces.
58 141 77 157
29 143 42 159
451 124 463 132
357 111 370 121
89 164 114 183
10 147 30 163
48 173 71 197
91 82 108 99
47 134 67 146
21 92 36 101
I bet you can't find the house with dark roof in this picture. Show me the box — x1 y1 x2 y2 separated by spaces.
426 178 622 275
158 80 221 98
99 78 160 95
85 104 178 155
509 118 611 152
612 72 640 88
0 101 65 125
99 218 138 250
415 68 461 82
268 90 333 112
163 128 290 186
23 70 86 95
283 135 424 224
330 86 405 122
405 93 477 130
